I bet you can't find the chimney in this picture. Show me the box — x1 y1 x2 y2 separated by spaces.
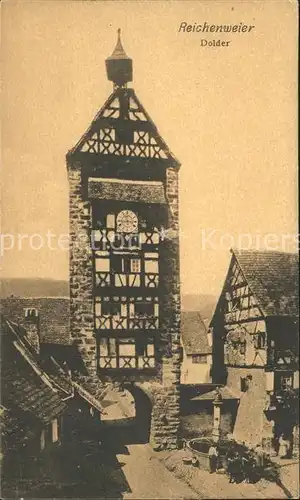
24 308 40 354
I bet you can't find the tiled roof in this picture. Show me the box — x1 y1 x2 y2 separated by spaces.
41 355 73 394
1 317 67 430
233 249 299 316
88 178 166 204
181 311 211 355
0 405 38 450
0 297 71 344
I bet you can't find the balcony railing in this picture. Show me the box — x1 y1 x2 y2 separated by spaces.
92 230 161 252
95 316 159 330
99 356 155 369
95 272 159 289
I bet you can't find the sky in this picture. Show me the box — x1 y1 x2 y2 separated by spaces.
1 0 298 296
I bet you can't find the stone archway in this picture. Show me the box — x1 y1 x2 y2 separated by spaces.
100 383 153 446
127 384 153 444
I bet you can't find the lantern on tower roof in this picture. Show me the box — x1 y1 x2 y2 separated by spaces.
105 29 133 87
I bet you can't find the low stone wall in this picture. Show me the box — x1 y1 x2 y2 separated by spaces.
180 408 235 440
180 385 238 440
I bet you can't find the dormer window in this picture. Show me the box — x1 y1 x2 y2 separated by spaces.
24 308 39 319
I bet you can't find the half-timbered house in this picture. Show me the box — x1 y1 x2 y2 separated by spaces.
210 249 299 454
0 312 109 496
180 312 212 384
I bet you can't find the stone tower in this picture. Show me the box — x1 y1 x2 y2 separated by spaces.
66 31 181 449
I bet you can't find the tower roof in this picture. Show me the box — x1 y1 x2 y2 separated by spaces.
105 29 133 86
107 28 131 61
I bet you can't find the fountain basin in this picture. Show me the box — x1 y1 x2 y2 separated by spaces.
186 437 228 471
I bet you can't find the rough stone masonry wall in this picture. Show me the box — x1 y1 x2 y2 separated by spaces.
149 167 181 450
68 161 181 448
68 164 96 375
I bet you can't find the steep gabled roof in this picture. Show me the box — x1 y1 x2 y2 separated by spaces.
1 316 67 429
67 88 180 168
181 311 211 355
234 249 299 316
211 249 299 325
0 297 71 345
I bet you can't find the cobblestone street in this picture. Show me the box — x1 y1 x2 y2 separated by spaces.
102 390 295 500
117 443 199 499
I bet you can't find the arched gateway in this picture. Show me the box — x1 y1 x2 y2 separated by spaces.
67 31 181 450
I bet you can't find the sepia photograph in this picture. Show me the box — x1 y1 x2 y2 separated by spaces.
1 0 299 498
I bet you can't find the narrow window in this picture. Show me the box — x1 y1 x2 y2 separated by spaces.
40 429 46 450
122 256 131 273
95 300 101 316
259 332 266 349
130 258 141 273
239 341 246 355
240 377 248 392
52 418 59 443
109 338 117 356
106 214 115 229
146 343 155 357
254 332 266 349
111 255 123 273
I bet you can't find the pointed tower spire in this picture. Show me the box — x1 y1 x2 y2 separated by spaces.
105 29 133 87
110 28 128 59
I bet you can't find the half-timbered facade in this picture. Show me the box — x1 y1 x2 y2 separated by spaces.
211 249 299 454
66 31 181 449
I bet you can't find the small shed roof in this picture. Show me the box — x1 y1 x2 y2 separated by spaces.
191 386 242 401
88 177 166 204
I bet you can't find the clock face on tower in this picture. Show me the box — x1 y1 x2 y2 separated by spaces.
116 210 138 233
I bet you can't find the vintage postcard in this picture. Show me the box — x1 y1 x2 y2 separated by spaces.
1 0 298 498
